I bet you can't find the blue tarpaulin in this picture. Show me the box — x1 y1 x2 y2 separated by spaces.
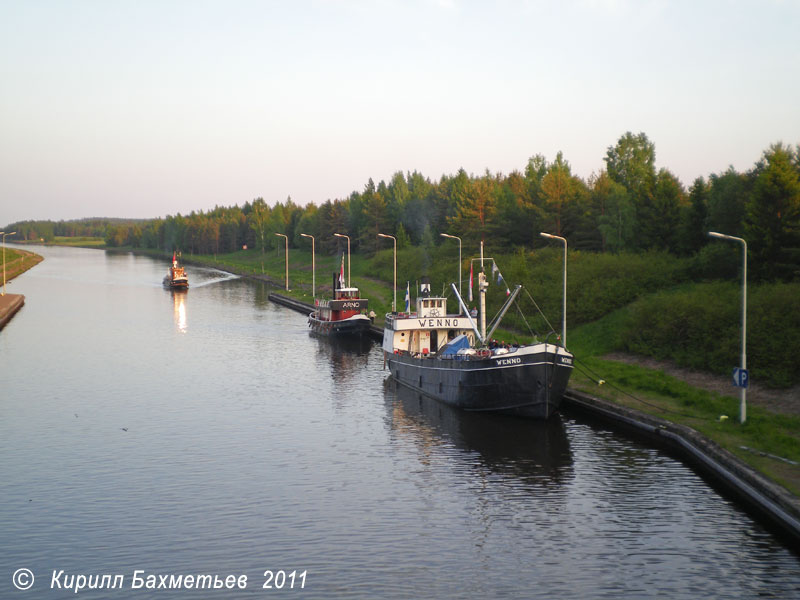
439 334 471 356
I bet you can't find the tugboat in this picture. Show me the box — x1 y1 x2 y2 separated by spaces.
382 249 573 419
163 252 189 289
308 265 371 337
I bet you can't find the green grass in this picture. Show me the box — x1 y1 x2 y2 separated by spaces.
618 281 800 388
1 248 44 282
52 236 106 247
568 312 800 496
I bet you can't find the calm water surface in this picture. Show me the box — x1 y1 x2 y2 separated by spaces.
1 245 799 598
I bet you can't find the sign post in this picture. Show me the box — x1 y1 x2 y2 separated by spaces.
732 368 749 389
709 232 747 424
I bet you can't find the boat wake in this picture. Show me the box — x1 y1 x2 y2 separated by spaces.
190 272 241 287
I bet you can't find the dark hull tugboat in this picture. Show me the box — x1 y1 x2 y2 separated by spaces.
308 269 371 337
382 250 573 419
163 252 188 289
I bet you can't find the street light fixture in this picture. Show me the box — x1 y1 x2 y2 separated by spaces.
300 233 315 297
274 233 289 291
708 231 748 424
440 233 462 307
540 232 567 348
377 233 397 313
333 233 350 288
2 231 16 296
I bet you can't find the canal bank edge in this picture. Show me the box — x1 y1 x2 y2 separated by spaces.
0 294 25 331
563 390 800 548
269 290 800 548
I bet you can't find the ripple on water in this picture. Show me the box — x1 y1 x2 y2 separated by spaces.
1 245 798 599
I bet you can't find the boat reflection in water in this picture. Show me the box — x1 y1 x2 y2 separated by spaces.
172 289 187 333
313 333 375 384
384 378 573 485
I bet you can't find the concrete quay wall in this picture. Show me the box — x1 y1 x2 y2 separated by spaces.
0 294 24 331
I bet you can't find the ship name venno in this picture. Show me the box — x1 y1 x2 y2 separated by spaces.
417 318 461 328
495 357 522 366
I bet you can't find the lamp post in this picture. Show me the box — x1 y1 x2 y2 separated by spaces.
333 233 351 288
274 233 289 291
300 233 315 297
2 231 16 296
708 231 748 424
540 232 567 348
440 233 462 304
377 233 397 313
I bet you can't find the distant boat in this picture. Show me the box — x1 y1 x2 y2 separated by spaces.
308 269 371 337
382 250 573 419
163 252 188 289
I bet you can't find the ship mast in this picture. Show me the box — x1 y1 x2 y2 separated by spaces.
451 283 483 345
479 241 488 344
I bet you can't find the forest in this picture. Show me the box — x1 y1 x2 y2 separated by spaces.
6 132 800 282
5 132 800 388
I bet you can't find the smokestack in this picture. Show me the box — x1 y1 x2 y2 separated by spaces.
420 276 431 297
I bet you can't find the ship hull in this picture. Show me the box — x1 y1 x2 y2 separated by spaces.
163 277 188 289
385 345 572 419
308 313 371 337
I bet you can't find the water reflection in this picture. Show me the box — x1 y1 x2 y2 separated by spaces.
313 334 375 385
4 245 800 598
385 379 573 486
171 289 187 333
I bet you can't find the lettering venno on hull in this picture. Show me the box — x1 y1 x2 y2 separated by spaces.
394 317 464 330
389 317 465 330
495 357 522 366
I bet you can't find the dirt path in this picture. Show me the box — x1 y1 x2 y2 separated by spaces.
603 352 800 416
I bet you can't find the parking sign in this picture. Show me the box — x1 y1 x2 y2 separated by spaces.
732 367 749 389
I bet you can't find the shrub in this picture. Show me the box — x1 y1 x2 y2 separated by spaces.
618 281 800 388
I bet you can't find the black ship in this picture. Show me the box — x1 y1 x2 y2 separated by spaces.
381 254 572 419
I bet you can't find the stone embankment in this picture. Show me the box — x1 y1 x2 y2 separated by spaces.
562 390 800 547
0 294 25 330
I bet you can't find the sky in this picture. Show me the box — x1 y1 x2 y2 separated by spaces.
2 0 799 225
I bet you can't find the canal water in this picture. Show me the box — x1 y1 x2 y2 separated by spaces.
1 245 798 598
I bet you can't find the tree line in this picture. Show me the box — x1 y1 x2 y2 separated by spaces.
6 218 144 243
6 132 799 280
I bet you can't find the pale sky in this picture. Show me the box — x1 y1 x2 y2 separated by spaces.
2 0 799 225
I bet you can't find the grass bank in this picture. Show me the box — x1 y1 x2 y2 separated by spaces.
51 236 105 247
1 248 43 284
567 309 800 496
619 281 800 388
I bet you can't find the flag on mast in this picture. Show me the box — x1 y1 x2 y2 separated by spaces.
496 269 510 295
339 253 345 288
405 282 410 313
